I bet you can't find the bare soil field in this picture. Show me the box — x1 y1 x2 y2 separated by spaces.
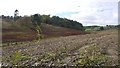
2 29 118 66
2 29 37 43
2 23 88 43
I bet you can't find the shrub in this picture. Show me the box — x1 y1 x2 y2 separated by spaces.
5 50 31 66
99 27 104 30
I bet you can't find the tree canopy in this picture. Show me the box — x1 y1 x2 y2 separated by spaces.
31 14 42 25
30 14 84 31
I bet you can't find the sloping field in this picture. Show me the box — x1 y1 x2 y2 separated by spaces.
2 29 118 66
41 23 87 38
2 23 87 43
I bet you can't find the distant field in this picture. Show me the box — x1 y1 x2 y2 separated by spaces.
2 23 88 43
2 29 118 66
2 28 37 43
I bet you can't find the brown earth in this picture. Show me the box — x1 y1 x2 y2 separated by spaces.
2 29 118 66
2 23 88 43
2 29 37 43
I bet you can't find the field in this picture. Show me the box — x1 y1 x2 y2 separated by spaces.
2 29 118 66
2 23 88 43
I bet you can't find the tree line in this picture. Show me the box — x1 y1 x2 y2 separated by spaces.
31 14 84 31
1 14 84 31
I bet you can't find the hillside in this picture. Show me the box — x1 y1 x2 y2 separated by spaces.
2 16 118 67
41 23 87 38
2 20 87 43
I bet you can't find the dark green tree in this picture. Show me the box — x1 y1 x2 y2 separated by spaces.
32 14 41 25
41 15 50 24
31 14 43 40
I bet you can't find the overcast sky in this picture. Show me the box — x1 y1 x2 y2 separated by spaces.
0 0 119 26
